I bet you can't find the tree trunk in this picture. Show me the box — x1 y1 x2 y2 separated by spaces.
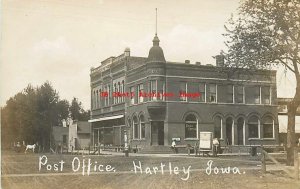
286 105 296 166
286 77 300 166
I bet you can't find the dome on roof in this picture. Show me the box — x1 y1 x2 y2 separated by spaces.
147 34 166 63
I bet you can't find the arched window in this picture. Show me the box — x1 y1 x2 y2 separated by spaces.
133 116 138 139
263 116 274 138
214 116 222 139
248 116 260 138
185 114 198 138
139 115 145 139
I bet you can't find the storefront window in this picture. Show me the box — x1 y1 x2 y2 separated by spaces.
185 114 197 138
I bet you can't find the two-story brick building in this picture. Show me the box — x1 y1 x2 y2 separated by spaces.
89 33 279 151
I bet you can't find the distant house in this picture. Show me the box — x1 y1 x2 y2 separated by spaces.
277 98 300 145
52 120 91 152
52 126 68 147
69 121 91 151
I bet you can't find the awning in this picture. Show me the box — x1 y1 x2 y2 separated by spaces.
88 114 124 123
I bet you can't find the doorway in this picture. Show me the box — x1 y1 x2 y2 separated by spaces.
151 121 164 145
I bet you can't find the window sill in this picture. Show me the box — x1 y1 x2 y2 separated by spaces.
262 138 275 140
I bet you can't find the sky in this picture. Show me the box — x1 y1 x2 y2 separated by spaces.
0 0 296 110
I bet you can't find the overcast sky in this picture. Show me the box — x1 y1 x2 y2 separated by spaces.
0 0 296 110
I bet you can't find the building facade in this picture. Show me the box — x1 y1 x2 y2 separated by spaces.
89 33 279 150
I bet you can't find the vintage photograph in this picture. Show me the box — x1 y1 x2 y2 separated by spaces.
1 0 300 188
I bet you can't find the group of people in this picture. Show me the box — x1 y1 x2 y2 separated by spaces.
171 138 221 156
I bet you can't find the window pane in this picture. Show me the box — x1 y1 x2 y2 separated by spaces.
235 86 244 103
138 84 144 103
227 85 233 103
199 83 205 102
140 115 145 139
130 87 135 105
150 80 157 101
185 114 197 138
208 84 216 103
179 82 187 101
248 116 259 138
261 86 270 104
263 116 273 138
245 86 260 104
133 117 138 139
141 125 145 139
185 122 197 138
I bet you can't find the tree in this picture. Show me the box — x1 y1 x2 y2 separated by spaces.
69 97 90 121
223 0 300 165
1 82 90 150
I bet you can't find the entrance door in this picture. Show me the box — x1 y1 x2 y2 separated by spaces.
226 117 233 145
237 118 244 145
151 121 164 145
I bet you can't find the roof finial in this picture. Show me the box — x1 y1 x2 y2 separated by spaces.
155 8 157 35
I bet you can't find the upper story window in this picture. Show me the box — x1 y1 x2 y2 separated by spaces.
130 86 135 105
245 86 260 104
179 82 187 102
118 82 121 103
149 80 157 101
261 86 271 105
93 90 96 109
218 84 233 103
99 89 102 108
199 83 206 102
226 85 233 103
96 90 99 108
122 80 125 102
208 84 217 103
138 84 144 103
113 83 117 104
235 85 244 104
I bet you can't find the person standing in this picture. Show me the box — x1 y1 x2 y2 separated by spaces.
171 140 177 154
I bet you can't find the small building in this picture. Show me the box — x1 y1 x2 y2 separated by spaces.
52 126 69 147
52 120 91 151
277 98 300 145
69 121 91 151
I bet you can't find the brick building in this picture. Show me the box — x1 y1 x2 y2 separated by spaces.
89 33 279 150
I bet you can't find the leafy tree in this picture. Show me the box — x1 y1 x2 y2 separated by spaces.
224 0 300 165
1 82 90 151
70 97 90 121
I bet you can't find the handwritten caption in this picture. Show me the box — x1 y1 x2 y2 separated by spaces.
38 155 245 181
